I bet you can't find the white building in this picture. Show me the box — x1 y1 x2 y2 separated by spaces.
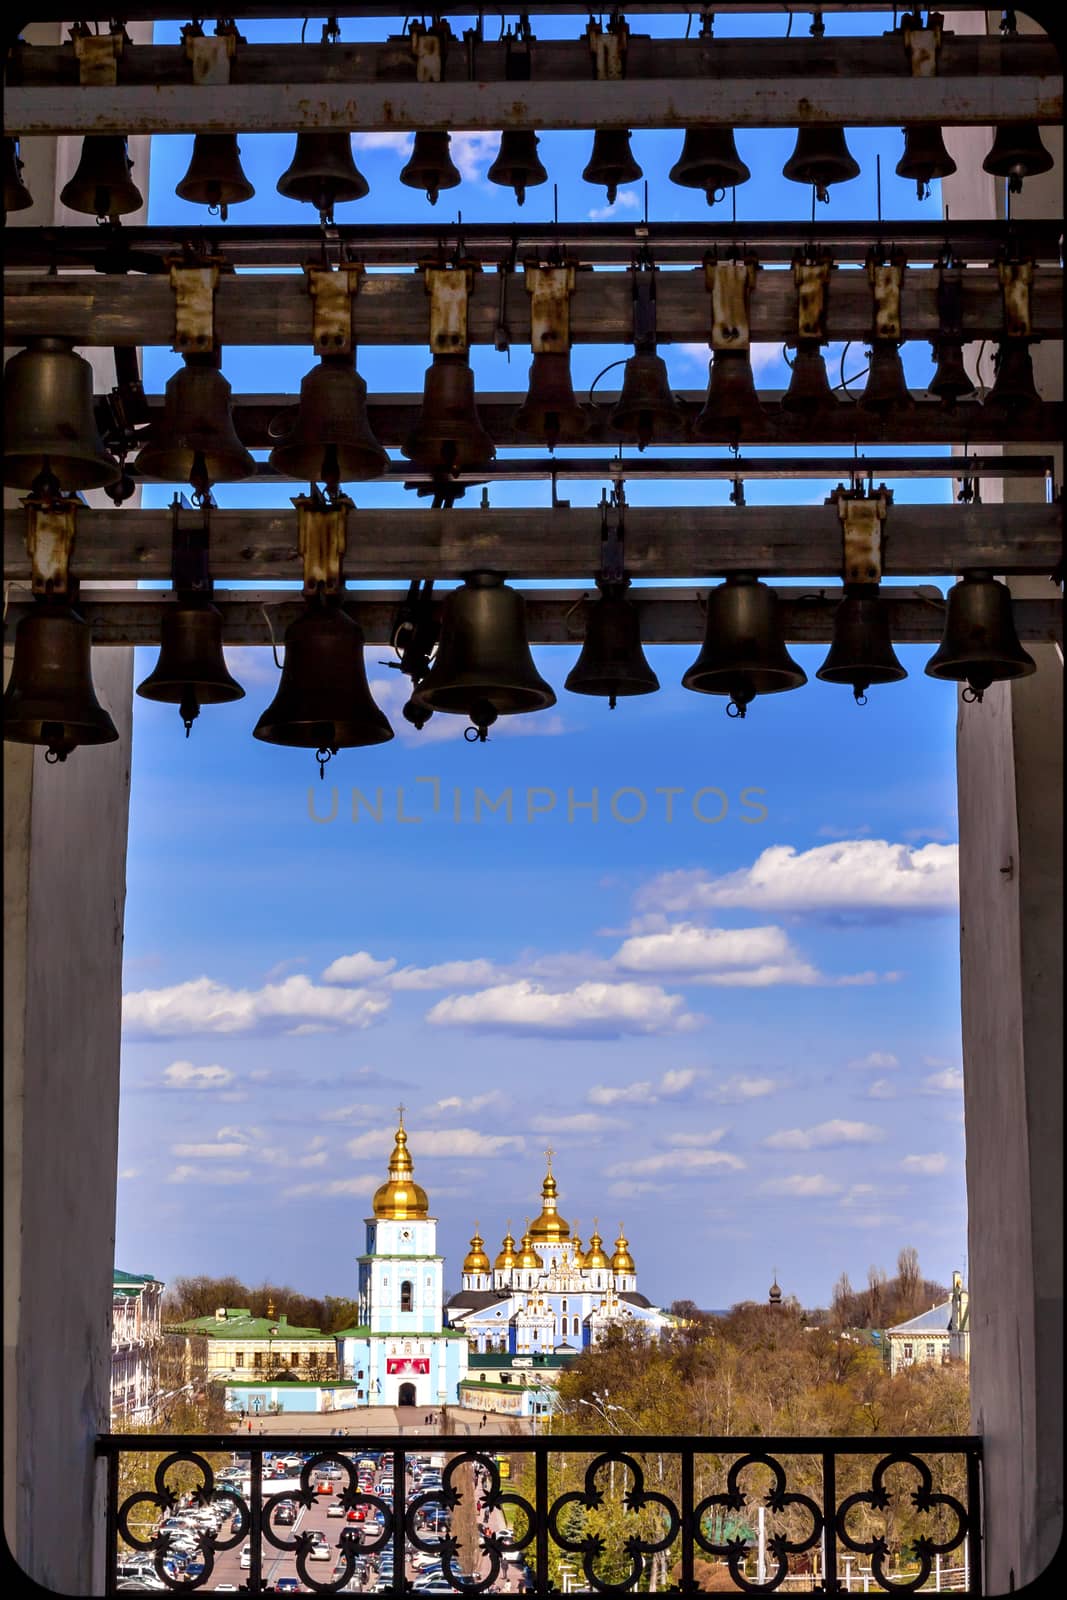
110 1270 164 1422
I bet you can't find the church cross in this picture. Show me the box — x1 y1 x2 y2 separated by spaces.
397 1102 405 1125
544 1146 554 1170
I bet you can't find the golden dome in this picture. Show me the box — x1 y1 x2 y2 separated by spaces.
462 1225 491 1275
528 1149 570 1243
571 1223 586 1270
372 1119 429 1219
494 1225 517 1272
611 1224 635 1275
584 1222 610 1271
517 1225 544 1271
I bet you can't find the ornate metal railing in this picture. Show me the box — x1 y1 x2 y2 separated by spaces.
97 1431 982 1595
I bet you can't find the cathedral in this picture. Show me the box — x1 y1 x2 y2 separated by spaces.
444 1151 671 1353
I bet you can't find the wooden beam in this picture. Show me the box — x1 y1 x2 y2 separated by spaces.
4 505 1060 583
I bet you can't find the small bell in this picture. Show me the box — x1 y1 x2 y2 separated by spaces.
59 136 143 220
682 574 807 717
782 126 860 203
3 336 121 490
410 572 556 741
781 342 838 415
402 355 496 475
564 580 659 709
985 340 1041 408
399 132 461 206
2 599 119 762
982 123 1054 193
133 351 256 487
582 130 642 205
268 356 389 486
816 585 907 703
895 126 957 200
925 573 1036 702
487 130 547 206
609 352 684 450
694 351 768 444
514 353 589 450
928 339 975 406
253 600 394 765
136 598 245 736
858 343 914 415
276 133 368 217
668 128 750 204
3 136 33 214
176 133 255 219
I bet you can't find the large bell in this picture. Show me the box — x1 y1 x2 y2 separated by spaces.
668 128 750 203
682 574 807 718
781 342 838 415
268 356 389 485
136 598 245 735
694 351 769 444
276 133 368 216
176 134 255 219
609 352 684 450
253 601 394 757
3 337 120 490
782 126 860 203
133 352 256 486
985 340 1041 407
402 355 496 475
982 123 1054 193
399 132 461 206
858 342 914 414
2 599 119 762
564 580 659 709
895 126 957 199
487 130 547 205
928 339 975 406
514 353 589 449
816 584 907 703
582 130 642 205
4 136 33 213
59 136 142 219
925 573 1036 702
410 572 556 740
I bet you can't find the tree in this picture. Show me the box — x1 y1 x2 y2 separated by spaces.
831 1272 855 1329
896 1248 922 1317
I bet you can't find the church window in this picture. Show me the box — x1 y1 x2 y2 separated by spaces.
404 1340 412 1354
561 1299 567 1314
573 1316 580 1336
305 1353 315 1366
401 1280 414 1312
480 1374 486 1382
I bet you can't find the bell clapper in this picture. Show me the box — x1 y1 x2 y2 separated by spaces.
316 745 337 780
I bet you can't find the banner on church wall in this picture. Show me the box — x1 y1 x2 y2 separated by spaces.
387 1358 430 1375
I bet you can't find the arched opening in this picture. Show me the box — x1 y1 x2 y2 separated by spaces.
400 1280 413 1312
398 1382 417 1407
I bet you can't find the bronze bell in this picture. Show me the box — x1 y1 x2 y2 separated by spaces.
2 599 119 762
928 339 975 406
925 573 1036 702
399 132 461 206
682 574 807 718
694 351 769 444
253 600 394 760
4 136 33 214
136 598 245 736
514 353 589 450
609 352 684 450
133 352 256 487
487 130 547 206
564 580 659 709
402 355 496 475
859 343 914 414
410 572 556 741
176 134 255 219
4 336 120 490
781 342 838 415
816 584 907 703
668 128 750 204
276 133 368 217
782 126 860 203
582 130 642 205
895 126 957 200
982 123 1054 193
986 340 1041 407
268 356 389 486
59 136 142 219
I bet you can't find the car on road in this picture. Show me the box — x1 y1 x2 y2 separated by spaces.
275 1579 302 1593
240 1546 252 1570
326 1501 345 1517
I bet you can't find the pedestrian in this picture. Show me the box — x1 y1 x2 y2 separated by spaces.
247 1420 252 1434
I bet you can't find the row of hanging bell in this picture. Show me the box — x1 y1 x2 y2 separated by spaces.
3 337 121 489
60 135 143 219
268 356 389 484
253 596 394 762
136 596 244 735
2 599 119 762
133 350 256 485
402 355 496 475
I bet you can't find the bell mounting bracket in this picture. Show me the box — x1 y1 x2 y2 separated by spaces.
169 492 213 598
866 251 907 343
587 15 629 79
936 260 965 340
829 484 893 585
293 490 353 596
503 18 533 81
997 258 1034 341
424 264 478 355
70 23 125 86
792 253 833 343
704 258 759 351
524 265 575 355
630 257 658 353
181 19 243 85
164 256 230 352
409 20 449 82
23 486 81 597
305 264 365 356
898 10 944 76
597 482 627 587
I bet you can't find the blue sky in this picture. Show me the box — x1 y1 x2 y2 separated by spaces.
115 7 968 1314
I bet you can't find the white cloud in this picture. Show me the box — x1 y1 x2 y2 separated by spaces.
607 1148 744 1177
427 1091 507 1117
665 1128 727 1148
426 980 700 1038
848 1051 899 1071
705 1075 778 1103
345 1126 523 1160
450 131 499 181
530 1113 621 1135
319 1101 378 1124
123 974 390 1037
588 1067 700 1106
901 1153 949 1175
390 960 501 992
171 1140 251 1159
118 1168 140 1180
352 131 415 155
161 1060 234 1090
761 1174 843 1197
763 1119 884 1151
637 841 959 915
321 952 397 985
283 1174 379 1200
607 1179 665 1197
222 646 280 687
587 188 640 220
841 1183 877 1207
167 1165 250 1185
920 1068 964 1096
611 923 793 976
867 1079 898 1100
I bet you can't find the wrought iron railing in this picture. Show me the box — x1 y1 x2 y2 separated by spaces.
97 1431 982 1595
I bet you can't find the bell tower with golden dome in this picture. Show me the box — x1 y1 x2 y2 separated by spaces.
359 1109 443 1338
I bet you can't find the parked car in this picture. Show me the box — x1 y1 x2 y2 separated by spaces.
275 1580 302 1594
309 1541 332 1561
327 1501 345 1517
239 1546 252 1570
